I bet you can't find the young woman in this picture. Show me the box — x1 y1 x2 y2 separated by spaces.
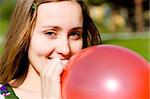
0 0 101 99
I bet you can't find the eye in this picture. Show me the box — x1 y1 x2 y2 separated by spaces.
69 31 82 40
45 31 57 39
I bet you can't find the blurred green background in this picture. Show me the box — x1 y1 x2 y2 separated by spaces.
0 0 150 61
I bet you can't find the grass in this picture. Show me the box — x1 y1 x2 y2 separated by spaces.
0 45 3 55
102 33 150 61
0 19 8 35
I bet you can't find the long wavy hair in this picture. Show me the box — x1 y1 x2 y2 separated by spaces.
0 0 102 83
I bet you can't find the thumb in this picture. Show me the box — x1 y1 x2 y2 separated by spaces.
61 60 69 70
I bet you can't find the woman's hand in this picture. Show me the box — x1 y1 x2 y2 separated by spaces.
40 57 68 99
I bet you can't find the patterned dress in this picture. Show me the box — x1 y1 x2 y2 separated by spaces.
0 84 19 99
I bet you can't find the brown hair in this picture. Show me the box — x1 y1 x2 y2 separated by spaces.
0 0 102 83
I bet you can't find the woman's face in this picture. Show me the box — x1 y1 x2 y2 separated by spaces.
28 1 83 73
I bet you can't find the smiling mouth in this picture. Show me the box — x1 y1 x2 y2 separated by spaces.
47 57 69 60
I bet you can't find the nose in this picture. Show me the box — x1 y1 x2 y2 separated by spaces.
55 37 70 56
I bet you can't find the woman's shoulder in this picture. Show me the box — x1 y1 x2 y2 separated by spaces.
0 83 19 99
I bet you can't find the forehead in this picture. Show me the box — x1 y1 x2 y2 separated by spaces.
36 1 83 27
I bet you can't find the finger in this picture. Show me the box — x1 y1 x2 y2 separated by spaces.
41 57 62 80
61 60 69 70
51 61 64 78
42 57 60 75
46 57 62 78
41 57 61 96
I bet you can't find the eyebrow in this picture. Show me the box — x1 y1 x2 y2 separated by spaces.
71 27 83 31
41 25 83 31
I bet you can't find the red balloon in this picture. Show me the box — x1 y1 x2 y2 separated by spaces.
61 44 149 99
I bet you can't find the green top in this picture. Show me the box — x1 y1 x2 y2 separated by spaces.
0 84 19 99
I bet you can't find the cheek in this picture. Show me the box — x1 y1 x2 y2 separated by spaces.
29 34 54 56
28 35 55 73
70 40 83 54
30 43 52 56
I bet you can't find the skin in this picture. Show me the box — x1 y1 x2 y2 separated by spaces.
13 1 83 99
